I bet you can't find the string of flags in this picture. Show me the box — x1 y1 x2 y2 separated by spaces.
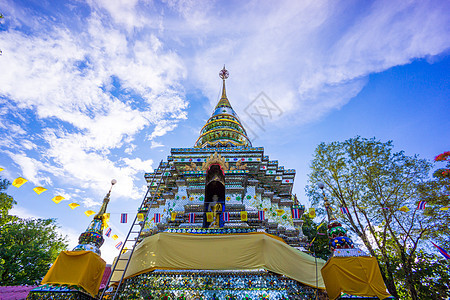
1 169 132 251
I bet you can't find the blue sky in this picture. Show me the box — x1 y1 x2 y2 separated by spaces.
0 0 449 263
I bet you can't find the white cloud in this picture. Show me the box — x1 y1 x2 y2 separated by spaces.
0 1 188 199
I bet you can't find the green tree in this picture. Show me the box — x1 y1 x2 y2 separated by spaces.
306 137 445 300
0 178 68 285
301 214 331 260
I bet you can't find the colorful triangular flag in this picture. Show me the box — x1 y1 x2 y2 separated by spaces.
68 203 80 209
52 195 65 204
84 210 96 217
12 177 28 188
33 186 47 195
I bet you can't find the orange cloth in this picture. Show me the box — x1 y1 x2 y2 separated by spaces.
321 256 391 300
42 251 106 296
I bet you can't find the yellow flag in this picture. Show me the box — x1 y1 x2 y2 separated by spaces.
439 207 449 211
12 177 28 188
33 186 47 195
399 206 410 212
206 212 214 222
276 209 285 216
0 168 4 172
52 195 65 204
121 247 128 254
137 213 144 221
103 213 110 223
171 212 177 221
309 208 316 218
85 210 96 217
68 203 80 209
240 211 248 221
112 234 118 240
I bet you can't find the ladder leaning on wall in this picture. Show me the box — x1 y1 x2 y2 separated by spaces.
100 160 168 300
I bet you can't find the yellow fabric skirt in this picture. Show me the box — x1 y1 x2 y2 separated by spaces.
111 232 326 289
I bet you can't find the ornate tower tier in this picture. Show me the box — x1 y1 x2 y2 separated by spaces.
194 66 252 148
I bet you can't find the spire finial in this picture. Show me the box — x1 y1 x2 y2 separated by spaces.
219 65 229 80
219 65 229 100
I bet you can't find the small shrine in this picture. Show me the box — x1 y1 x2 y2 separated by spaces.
27 181 116 299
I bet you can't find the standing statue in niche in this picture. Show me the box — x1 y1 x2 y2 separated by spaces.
209 195 222 228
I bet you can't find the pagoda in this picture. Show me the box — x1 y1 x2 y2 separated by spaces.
104 67 328 299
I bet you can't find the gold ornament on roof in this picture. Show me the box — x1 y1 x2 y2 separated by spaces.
202 152 229 171
184 162 199 171
230 160 247 170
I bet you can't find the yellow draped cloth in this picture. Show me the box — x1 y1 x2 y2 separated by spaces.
42 251 106 297
111 232 326 289
321 256 391 300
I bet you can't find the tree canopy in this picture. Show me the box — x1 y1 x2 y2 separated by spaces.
306 137 449 300
0 177 68 285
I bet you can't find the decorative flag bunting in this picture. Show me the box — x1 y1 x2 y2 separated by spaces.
399 206 410 212
12 177 28 188
68 203 80 209
33 186 47 195
417 201 427 210
258 210 265 221
137 213 144 221
189 213 195 223
120 213 127 223
0 168 4 172
171 212 177 221
105 228 112 237
115 241 123 250
206 212 214 222
440 207 449 211
154 213 161 223
52 195 65 204
292 208 300 219
309 208 316 218
223 212 230 222
240 211 248 221
112 234 118 240
84 210 96 217
340 206 350 214
431 242 450 259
